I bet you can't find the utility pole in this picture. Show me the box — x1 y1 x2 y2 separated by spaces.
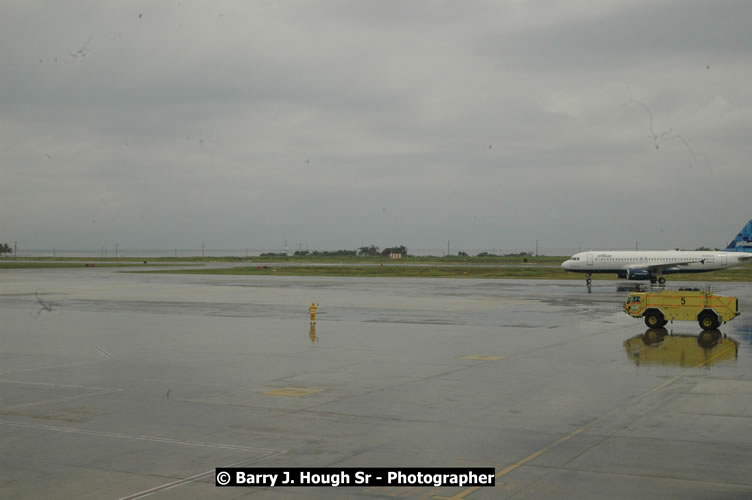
447 240 450 256
115 242 118 257
14 241 17 258
535 240 538 257
202 241 205 257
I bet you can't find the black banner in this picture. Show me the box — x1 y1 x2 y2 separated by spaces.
215 467 495 487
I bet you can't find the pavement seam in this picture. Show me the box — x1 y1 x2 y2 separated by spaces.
434 341 738 500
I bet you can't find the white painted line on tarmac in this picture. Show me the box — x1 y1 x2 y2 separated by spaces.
117 452 284 500
96 346 113 360
0 378 116 390
2 388 123 410
0 358 107 377
0 420 283 453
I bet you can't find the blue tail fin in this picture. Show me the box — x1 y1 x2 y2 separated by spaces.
726 219 752 252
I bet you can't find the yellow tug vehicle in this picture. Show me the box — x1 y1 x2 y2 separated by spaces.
623 286 740 330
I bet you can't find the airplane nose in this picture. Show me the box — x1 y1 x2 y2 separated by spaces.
561 260 571 270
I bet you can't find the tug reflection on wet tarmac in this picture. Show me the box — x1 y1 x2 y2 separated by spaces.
625 329 739 367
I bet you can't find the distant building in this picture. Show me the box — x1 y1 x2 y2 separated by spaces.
388 252 403 260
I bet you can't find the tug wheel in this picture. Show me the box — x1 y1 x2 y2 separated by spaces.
698 312 719 331
644 311 664 328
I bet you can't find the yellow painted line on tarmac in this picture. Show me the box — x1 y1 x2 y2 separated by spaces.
262 387 323 397
459 355 505 361
434 344 736 500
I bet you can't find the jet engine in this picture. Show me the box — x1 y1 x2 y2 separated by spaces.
627 269 652 280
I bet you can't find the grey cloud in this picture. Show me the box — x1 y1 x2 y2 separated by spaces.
478 0 752 71
2 1 752 252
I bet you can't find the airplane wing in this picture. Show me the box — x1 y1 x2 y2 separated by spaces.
630 258 708 273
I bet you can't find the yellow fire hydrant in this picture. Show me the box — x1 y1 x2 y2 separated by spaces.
309 303 318 323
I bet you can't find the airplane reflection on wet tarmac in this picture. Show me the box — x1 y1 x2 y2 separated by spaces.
624 328 739 367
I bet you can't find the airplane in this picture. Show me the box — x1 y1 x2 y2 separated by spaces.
561 219 752 290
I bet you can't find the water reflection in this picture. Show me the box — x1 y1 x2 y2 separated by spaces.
624 329 739 367
309 322 318 343
729 319 752 345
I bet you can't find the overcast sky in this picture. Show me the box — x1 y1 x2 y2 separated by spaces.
2 0 752 254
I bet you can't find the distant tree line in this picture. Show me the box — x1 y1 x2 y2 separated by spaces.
358 245 380 256
259 245 409 257
358 245 408 257
259 246 541 258
293 249 357 256
0 243 11 255
295 245 409 257
379 245 408 257
476 251 533 257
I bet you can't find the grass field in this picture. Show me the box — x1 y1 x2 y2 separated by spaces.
133 263 752 281
2 255 563 265
4 256 751 281
0 261 189 269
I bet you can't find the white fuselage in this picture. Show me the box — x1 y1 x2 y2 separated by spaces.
561 250 748 276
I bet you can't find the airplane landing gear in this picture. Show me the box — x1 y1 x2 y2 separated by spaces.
586 273 592 293
650 273 666 286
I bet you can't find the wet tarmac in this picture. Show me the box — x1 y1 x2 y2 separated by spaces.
1 267 751 499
